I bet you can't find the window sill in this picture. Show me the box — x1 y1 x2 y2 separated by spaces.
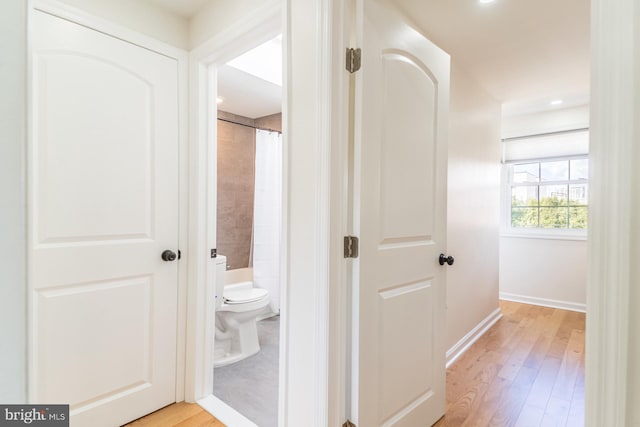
500 230 588 241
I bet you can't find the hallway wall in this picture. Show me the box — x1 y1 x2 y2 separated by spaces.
446 62 502 352
0 0 27 403
56 0 189 49
189 0 280 48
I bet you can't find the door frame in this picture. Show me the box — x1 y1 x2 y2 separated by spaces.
184 0 281 409
585 0 640 424
26 0 190 404
186 0 351 425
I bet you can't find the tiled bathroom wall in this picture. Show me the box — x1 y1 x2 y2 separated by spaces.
217 111 255 270
217 111 282 270
255 112 282 132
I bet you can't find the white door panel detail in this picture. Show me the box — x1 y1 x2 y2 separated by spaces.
352 0 450 425
30 10 180 426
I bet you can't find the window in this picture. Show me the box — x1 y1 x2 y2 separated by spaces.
508 157 589 231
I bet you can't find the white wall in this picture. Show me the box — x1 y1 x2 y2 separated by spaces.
499 105 589 311
0 0 27 403
56 0 190 49
500 238 587 310
190 0 279 49
446 63 502 351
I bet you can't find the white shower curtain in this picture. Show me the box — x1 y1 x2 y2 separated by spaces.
252 129 282 314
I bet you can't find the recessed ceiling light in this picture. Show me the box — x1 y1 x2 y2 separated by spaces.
479 0 496 4
550 99 563 105
216 97 224 104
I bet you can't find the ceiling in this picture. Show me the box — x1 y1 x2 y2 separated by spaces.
143 0 210 18
144 0 590 117
389 0 590 114
216 35 283 119
217 65 282 119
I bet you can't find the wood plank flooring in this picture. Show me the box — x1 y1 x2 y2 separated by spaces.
434 300 585 427
124 402 225 427
124 301 584 427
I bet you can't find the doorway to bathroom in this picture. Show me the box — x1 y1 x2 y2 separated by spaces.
211 35 284 427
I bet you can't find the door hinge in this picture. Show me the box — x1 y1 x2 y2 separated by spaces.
342 421 356 427
211 248 217 258
344 236 359 259
346 47 361 73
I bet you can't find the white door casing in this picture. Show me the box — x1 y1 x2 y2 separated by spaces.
351 0 450 425
186 1 281 405
29 10 180 427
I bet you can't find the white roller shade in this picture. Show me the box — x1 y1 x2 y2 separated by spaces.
503 129 589 163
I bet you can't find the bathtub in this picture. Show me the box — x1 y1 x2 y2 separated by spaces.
225 267 253 285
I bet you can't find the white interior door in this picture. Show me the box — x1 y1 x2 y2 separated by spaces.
29 10 180 427
351 0 450 425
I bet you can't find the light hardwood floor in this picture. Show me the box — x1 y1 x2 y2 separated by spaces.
125 301 585 427
124 402 224 427
434 300 585 427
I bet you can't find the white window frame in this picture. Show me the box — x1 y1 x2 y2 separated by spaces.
501 155 589 240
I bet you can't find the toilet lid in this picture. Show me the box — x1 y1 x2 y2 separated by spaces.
223 287 268 304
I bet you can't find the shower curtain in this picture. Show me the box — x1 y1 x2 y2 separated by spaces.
252 129 282 314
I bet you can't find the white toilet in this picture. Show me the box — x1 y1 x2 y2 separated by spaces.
214 255 270 367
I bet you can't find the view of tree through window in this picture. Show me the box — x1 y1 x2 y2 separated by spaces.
510 158 588 229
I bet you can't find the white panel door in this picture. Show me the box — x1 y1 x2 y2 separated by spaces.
29 10 180 427
352 0 450 425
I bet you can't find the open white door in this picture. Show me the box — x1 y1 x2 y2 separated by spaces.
29 10 180 427
351 0 450 425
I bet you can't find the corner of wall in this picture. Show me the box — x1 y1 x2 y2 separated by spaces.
189 0 278 50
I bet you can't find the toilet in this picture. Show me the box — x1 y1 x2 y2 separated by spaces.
214 255 270 367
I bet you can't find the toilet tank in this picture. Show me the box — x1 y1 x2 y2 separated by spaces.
215 255 227 309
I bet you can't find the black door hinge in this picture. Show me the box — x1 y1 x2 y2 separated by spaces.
344 236 359 259
346 48 361 73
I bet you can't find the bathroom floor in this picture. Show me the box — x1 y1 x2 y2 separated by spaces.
213 315 280 427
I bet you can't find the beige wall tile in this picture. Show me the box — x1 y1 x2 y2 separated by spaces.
217 114 255 270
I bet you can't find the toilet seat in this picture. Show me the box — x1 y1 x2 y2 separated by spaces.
223 284 269 304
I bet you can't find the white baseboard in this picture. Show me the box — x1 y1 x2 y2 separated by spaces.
198 394 257 427
446 308 503 368
499 292 586 313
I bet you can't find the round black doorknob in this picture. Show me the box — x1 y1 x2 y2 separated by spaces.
161 250 177 262
439 253 454 266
